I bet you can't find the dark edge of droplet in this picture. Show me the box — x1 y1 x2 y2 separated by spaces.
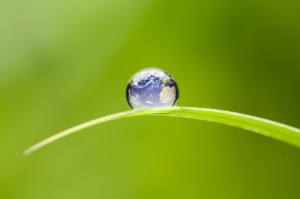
173 79 179 106
126 82 134 109
165 71 179 107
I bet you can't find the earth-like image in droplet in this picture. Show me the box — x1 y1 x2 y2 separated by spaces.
126 68 179 109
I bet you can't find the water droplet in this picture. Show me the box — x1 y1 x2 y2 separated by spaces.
126 68 179 109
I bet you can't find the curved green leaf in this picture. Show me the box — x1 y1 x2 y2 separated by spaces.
24 106 300 155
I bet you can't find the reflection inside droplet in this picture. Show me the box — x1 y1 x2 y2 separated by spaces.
126 68 179 109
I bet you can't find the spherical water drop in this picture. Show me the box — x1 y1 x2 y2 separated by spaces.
126 68 179 109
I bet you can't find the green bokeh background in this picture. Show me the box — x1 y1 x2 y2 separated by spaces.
1 0 300 198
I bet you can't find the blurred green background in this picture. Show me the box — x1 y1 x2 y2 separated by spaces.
1 0 300 198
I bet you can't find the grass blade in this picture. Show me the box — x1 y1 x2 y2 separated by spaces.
24 106 300 155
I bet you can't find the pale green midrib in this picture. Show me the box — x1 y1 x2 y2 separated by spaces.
24 106 300 155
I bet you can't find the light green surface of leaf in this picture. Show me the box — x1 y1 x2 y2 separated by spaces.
24 106 300 155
